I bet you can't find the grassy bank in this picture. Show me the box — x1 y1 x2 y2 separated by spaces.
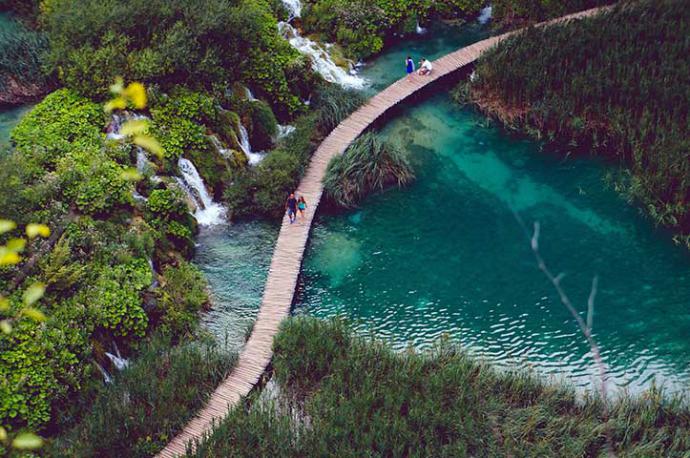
455 0 690 247
189 318 690 457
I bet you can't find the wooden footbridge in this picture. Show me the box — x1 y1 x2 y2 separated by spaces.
156 6 609 457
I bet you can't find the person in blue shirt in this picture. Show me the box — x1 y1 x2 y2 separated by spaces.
405 56 415 79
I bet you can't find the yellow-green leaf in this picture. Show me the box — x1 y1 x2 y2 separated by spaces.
120 119 149 136
123 82 147 109
0 251 21 266
0 220 16 235
104 97 127 113
133 135 163 159
0 426 7 441
0 320 12 334
0 297 9 311
26 224 50 239
23 307 47 322
6 238 26 252
22 283 45 306
120 168 143 182
12 432 43 450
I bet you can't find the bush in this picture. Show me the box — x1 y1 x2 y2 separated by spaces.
48 334 236 458
0 15 49 99
248 99 278 151
324 132 414 208
154 261 209 339
43 0 305 116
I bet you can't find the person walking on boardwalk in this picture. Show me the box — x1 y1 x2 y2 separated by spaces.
286 192 298 224
418 57 432 76
405 56 415 79
297 196 307 220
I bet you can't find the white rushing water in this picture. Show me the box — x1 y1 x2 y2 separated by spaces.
177 157 227 226
277 124 296 140
278 22 366 89
282 0 301 19
478 5 493 24
416 20 427 35
238 124 267 165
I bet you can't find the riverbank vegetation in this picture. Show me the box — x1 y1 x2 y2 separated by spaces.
190 317 690 456
491 0 613 27
324 132 414 208
457 0 690 247
298 0 486 59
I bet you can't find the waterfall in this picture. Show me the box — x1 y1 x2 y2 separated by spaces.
277 22 366 89
105 342 130 371
281 0 301 19
106 113 125 140
94 361 113 384
478 5 492 24
238 124 267 165
277 124 296 140
244 87 258 102
177 157 227 226
415 21 427 35
209 135 231 159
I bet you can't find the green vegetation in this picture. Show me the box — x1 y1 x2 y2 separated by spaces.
224 85 364 219
47 334 235 458
42 0 310 117
0 15 49 103
191 317 690 457
324 132 414 208
0 86 212 441
299 0 485 59
458 0 690 246
491 0 613 27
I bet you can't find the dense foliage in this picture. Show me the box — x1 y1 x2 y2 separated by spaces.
47 335 235 458
42 0 310 117
191 317 690 457
491 0 613 26
0 14 49 102
460 0 690 246
299 0 485 58
324 132 415 208
0 89 209 435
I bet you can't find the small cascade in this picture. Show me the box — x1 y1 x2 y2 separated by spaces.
238 124 267 165
478 5 492 24
94 361 113 384
415 20 427 35
105 342 130 371
106 113 125 140
244 87 258 102
177 157 226 226
209 134 231 159
277 124 296 140
277 21 366 89
281 0 301 19
148 258 159 288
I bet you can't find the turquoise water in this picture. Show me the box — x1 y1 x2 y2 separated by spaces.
195 18 690 393
296 94 690 394
0 12 33 150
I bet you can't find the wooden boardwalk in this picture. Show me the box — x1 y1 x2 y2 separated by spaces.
156 6 609 457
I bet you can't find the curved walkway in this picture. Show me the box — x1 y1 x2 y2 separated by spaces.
157 6 610 457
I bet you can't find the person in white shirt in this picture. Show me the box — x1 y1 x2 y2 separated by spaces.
418 58 433 76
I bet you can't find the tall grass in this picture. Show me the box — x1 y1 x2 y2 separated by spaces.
464 0 690 246
47 334 236 458
324 132 415 208
312 84 366 132
0 18 48 93
190 317 690 457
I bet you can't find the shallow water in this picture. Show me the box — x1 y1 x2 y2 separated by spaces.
296 93 690 394
0 13 34 150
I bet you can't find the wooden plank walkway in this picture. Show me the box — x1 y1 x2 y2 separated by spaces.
156 6 610 457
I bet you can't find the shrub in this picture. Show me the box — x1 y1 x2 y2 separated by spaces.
248 99 278 151
312 83 365 132
324 132 414 208
90 259 152 339
48 334 236 458
154 261 209 338
0 15 49 97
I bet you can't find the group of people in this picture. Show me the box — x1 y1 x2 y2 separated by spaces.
406 56 433 78
285 192 307 224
